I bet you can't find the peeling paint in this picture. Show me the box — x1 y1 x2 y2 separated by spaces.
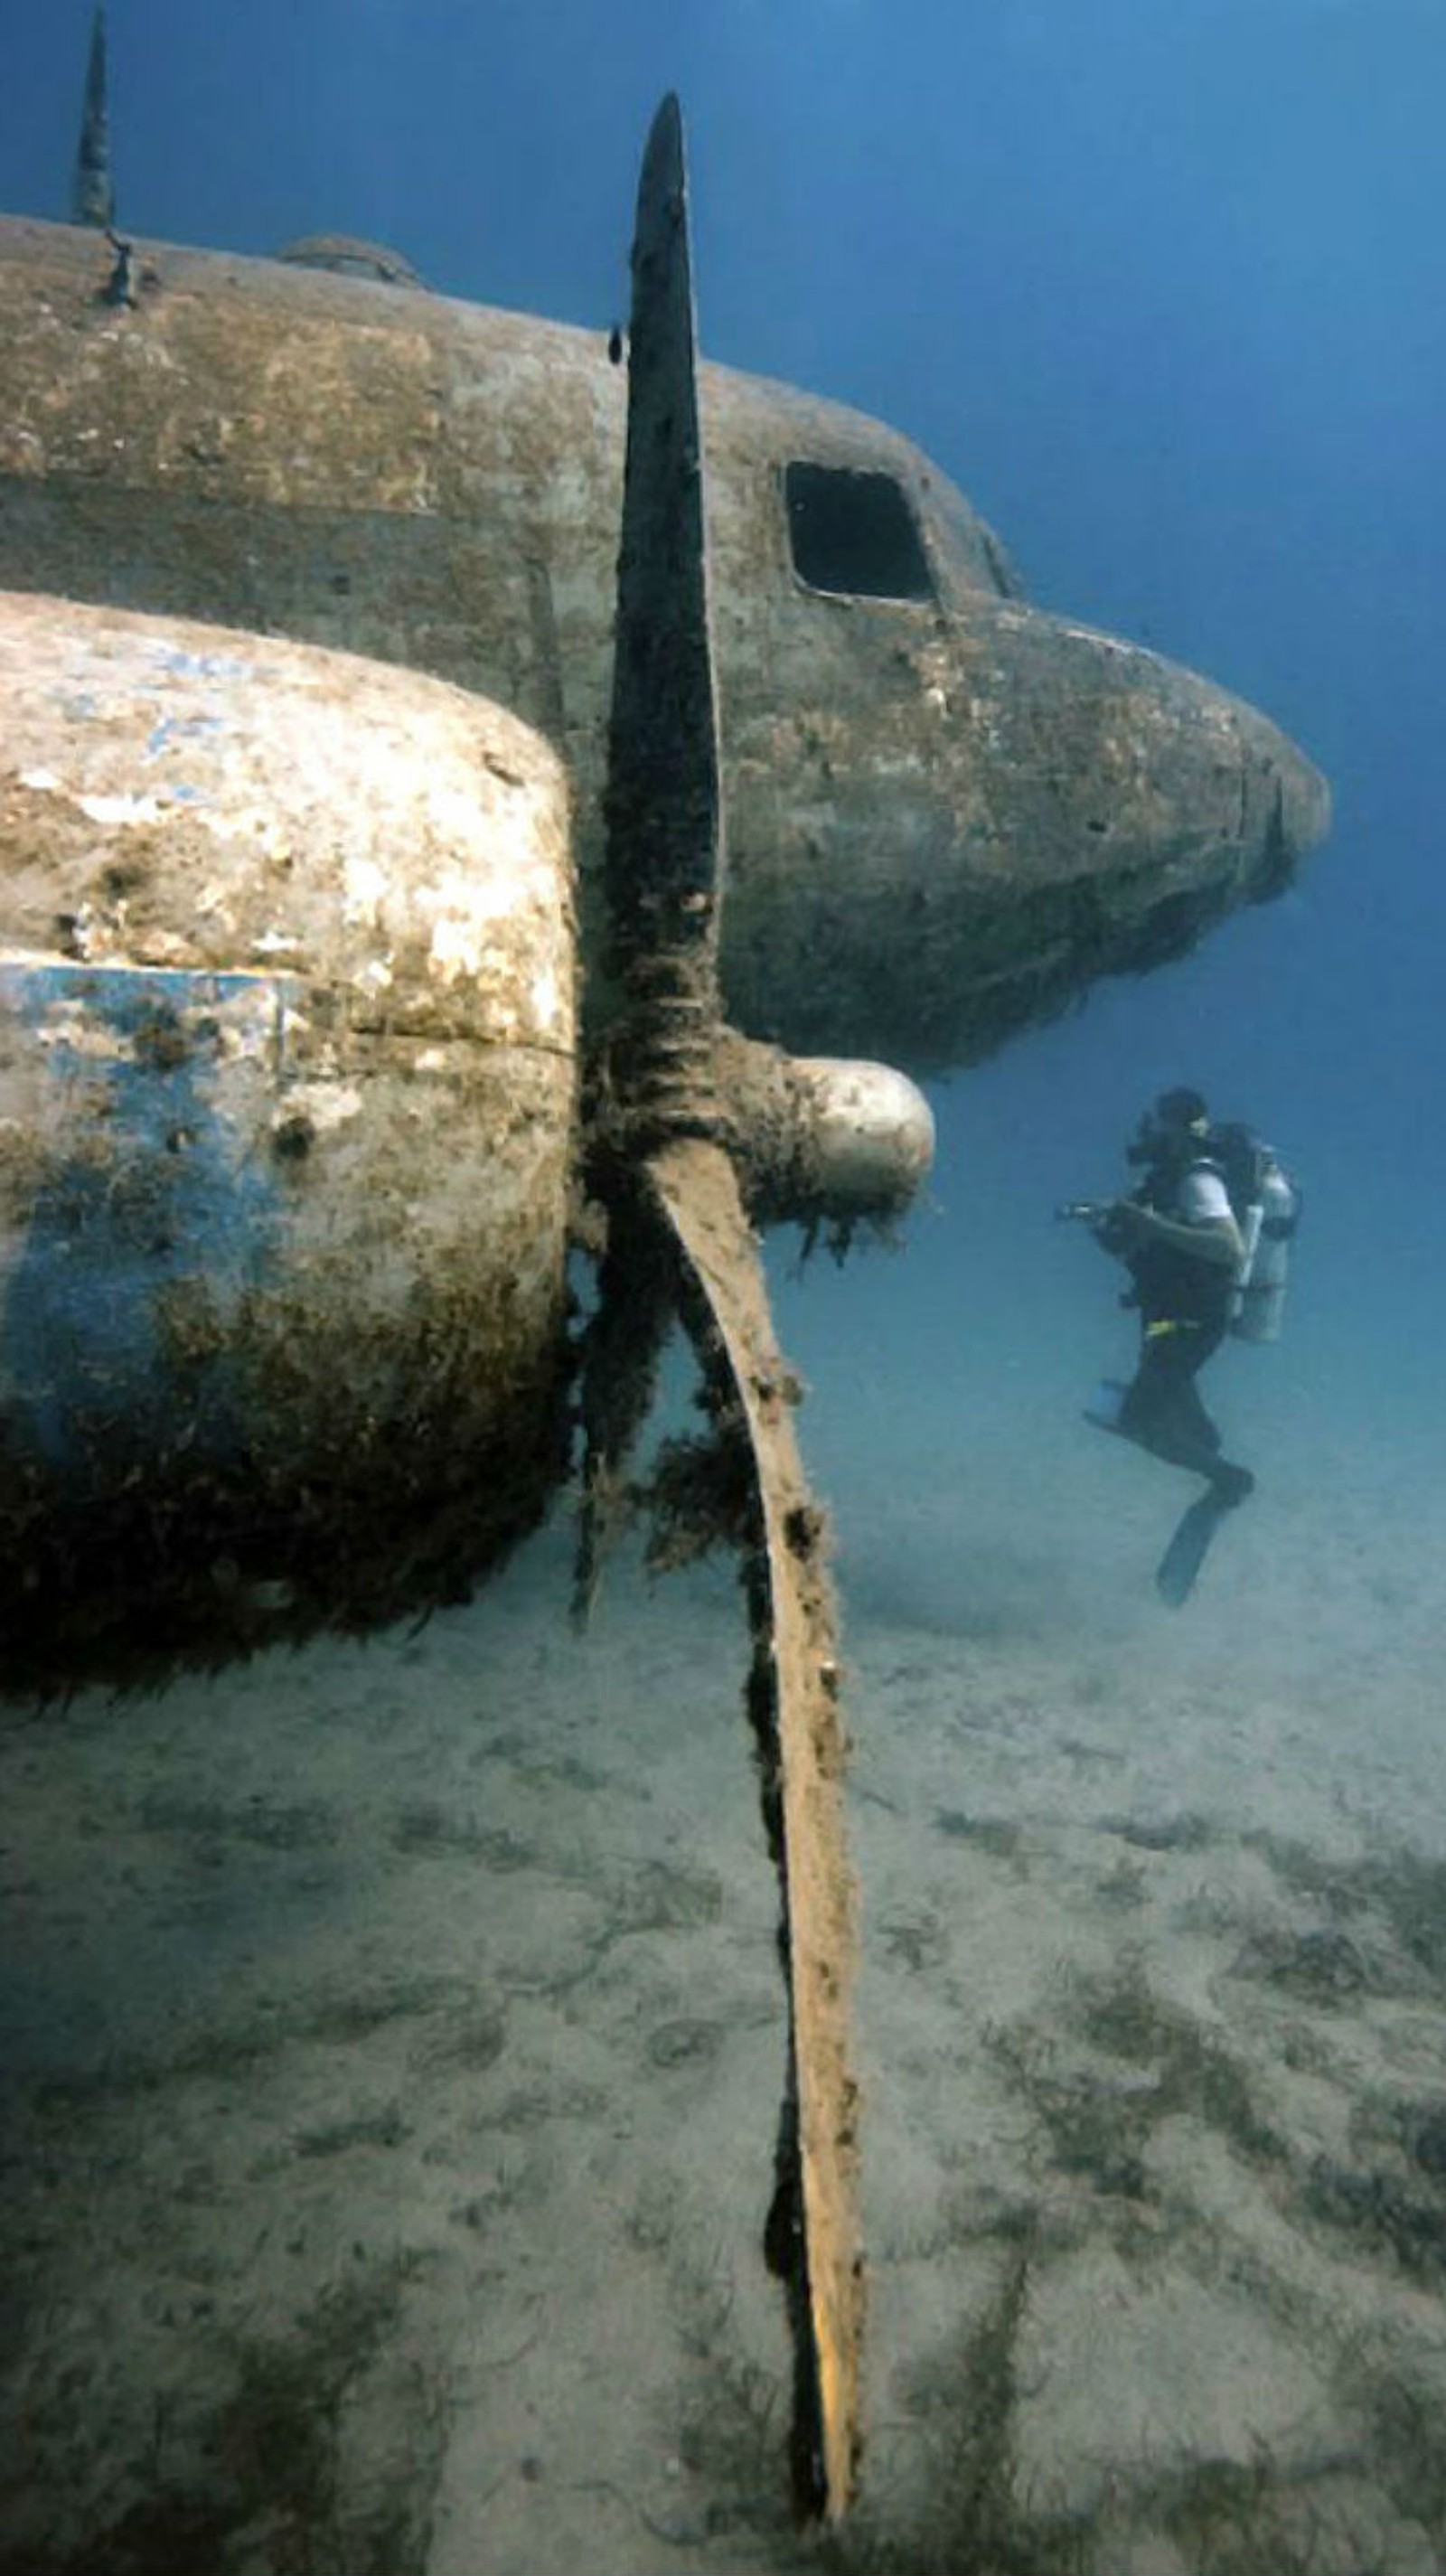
75 789 169 827
277 1079 363 1132
0 597 579 1686
341 855 389 926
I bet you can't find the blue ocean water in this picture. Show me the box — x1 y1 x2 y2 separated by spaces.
3 5 1444 2567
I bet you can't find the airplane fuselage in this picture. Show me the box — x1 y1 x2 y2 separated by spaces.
0 215 1329 1076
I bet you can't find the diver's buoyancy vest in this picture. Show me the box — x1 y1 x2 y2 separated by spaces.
1126 1127 1300 1340
1127 1152 1236 1329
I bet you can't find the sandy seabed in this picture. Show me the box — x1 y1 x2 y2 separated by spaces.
3 1355 1446 2576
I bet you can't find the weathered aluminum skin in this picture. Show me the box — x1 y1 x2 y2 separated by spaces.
0 592 576 1685
0 216 1330 1075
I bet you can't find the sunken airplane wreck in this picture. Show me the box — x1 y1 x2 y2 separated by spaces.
0 37 1330 1695
0 25 1329 2534
0 25 1332 1676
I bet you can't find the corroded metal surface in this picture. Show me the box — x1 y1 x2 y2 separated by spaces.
0 594 576 1687
651 1134 863 2519
0 213 1330 1076
0 595 574 1044
604 95 722 975
573 106 862 2521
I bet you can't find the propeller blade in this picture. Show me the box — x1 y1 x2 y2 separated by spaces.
577 90 727 1594
603 90 723 996
580 94 864 2518
576 94 724 1604
646 1135 863 2518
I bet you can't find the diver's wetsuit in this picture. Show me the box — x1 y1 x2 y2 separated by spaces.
1118 1172 1254 1506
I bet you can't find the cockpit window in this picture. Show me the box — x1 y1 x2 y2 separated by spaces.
784 462 936 603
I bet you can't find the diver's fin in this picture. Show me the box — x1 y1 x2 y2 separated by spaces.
1155 1489 1231 1607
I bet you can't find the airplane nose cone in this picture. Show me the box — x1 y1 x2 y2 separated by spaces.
719 598 1331 1075
994 608 1331 971
933 609 1333 1064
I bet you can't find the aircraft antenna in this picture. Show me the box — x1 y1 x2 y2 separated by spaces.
71 7 115 230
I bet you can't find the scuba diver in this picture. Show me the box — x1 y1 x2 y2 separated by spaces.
1063 1086 1299 1606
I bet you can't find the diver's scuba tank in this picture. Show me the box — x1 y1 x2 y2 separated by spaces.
1230 1149 1300 1344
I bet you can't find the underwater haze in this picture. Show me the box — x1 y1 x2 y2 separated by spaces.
4 3 1446 2571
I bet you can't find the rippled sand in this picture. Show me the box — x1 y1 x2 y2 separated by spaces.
5 1260 1445 2574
